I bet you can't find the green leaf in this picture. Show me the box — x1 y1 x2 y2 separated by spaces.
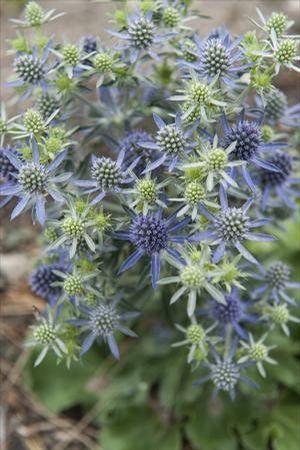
185 403 236 450
100 407 181 450
23 348 102 413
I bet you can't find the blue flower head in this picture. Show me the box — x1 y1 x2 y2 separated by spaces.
30 262 66 306
110 10 167 63
195 340 257 400
140 113 197 173
258 151 299 210
256 88 300 128
0 146 20 182
192 185 275 265
70 297 138 360
0 140 70 225
115 208 189 287
9 42 54 99
207 288 258 339
75 149 135 205
118 130 160 175
220 110 286 191
83 36 98 54
252 261 300 306
186 32 249 85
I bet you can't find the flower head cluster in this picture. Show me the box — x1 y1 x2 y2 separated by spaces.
173 318 216 364
1 1 299 402
238 333 277 377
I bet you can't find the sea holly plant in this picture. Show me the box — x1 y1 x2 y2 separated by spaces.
1 0 299 407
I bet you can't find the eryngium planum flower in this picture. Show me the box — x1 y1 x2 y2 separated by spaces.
30 262 66 306
192 186 274 264
70 299 138 359
0 140 71 225
115 208 189 287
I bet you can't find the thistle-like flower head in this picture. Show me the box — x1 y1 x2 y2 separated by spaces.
202 38 231 78
128 16 155 50
224 121 262 162
110 10 169 63
0 141 69 225
18 162 47 194
93 52 114 72
211 360 240 392
37 93 60 120
212 294 243 323
136 178 157 204
207 148 227 170
162 6 180 27
184 181 206 206
0 146 20 181
24 1 44 26
260 151 292 187
180 264 205 288
248 342 268 361
115 209 189 287
62 44 80 67
266 12 289 37
266 261 290 290
70 298 138 359
195 341 256 399
88 304 120 337
140 113 196 172
26 307 67 366
91 156 123 191
30 262 66 306
75 150 131 205
186 323 206 344
206 288 256 338
264 88 288 123
157 124 187 156
63 274 83 296
215 207 250 242
14 54 45 84
219 111 285 191
192 186 274 264
187 32 248 84
24 109 45 134
130 214 168 255
275 39 297 64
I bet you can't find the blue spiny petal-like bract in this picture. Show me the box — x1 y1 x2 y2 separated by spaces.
1 1 299 399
